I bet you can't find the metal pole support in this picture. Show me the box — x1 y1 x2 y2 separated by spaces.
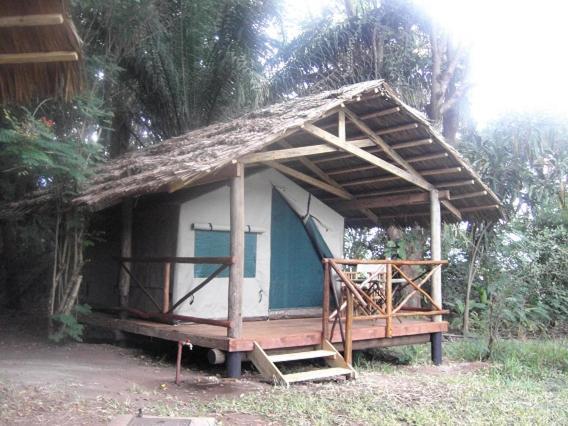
175 339 192 385
430 332 442 366
226 351 242 378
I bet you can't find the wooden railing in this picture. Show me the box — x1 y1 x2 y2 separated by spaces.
322 258 449 363
116 256 234 328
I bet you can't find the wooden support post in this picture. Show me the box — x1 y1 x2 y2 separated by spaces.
227 162 244 377
386 263 393 338
430 190 442 323
162 262 171 314
118 199 133 317
322 260 330 341
345 289 353 365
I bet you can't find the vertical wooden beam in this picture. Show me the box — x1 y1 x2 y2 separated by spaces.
227 162 245 377
162 262 171 313
322 260 330 341
119 199 133 316
430 190 442 322
345 289 353 365
385 263 393 338
338 110 346 141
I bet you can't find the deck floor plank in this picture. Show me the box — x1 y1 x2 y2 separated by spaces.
83 313 448 352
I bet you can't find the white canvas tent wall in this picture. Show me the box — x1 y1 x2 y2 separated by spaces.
173 168 344 319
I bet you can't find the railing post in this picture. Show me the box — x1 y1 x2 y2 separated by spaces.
386 263 393 338
322 259 330 341
345 289 353 364
162 262 171 314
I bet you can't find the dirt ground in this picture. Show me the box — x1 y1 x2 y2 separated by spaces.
0 313 270 425
0 313 490 425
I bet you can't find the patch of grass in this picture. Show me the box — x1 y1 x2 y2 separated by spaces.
444 337 489 361
488 338 568 380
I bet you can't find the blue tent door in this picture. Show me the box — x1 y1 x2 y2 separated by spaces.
269 189 323 310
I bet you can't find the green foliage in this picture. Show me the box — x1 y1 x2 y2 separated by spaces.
0 109 100 191
49 304 92 343
269 0 432 108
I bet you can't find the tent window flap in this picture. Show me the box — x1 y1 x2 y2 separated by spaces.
194 230 257 278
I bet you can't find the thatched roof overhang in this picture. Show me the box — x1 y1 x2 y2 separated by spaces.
5 81 502 227
0 0 83 103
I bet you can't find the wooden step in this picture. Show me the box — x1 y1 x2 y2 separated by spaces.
283 367 353 383
268 350 336 363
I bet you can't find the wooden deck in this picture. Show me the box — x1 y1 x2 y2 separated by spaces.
83 313 448 353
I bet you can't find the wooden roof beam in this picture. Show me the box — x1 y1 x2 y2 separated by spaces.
343 108 418 174
342 107 462 221
340 167 463 187
301 123 433 191
278 138 378 224
450 190 488 200
312 138 433 164
263 161 353 200
437 179 475 188
320 106 401 130
333 190 450 211
326 153 450 176
240 139 375 164
0 14 64 28
0 51 78 65
460 204 500 213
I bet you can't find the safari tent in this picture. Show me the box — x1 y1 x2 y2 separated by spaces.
76 80 501 385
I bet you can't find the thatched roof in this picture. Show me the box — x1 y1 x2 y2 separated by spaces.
0 0 83 104
74 80 502 227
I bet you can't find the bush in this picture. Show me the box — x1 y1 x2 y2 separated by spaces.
49 304 92 343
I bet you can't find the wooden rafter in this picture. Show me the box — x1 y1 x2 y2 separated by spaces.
460 204 500 213
321 106 401 131
450 190 488 200
340 167 463 187
343 108 418 174
301 123 433 191
278 143 379 223
0 13 64 27
0 51 78 65
325 153 449 176
343 108 462 220
437 179 475 188
264 161 352 200
312 138 433 165
332 190 450 211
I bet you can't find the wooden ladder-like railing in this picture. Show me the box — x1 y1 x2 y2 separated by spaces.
322 258 449 364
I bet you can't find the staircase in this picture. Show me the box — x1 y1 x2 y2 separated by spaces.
249 340 357 386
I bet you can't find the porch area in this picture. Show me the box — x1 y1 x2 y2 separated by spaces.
83 312 448 353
